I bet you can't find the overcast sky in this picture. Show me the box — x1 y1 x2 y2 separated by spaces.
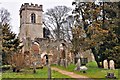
0 0 74 35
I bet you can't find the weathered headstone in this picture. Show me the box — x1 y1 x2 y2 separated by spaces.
103 59 108 69
109 60 115 70
74 59 81 71
79 66 88 73
76 59 81 67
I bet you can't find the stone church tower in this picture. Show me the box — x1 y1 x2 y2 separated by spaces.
19 3 43 41
19 3 43 51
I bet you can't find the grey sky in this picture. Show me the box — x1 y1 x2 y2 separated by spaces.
0 0 74 35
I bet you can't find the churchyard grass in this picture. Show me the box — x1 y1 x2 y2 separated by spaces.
52 61 119 79
2 66 71 78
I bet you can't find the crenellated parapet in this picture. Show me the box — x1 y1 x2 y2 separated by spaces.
20 3 43 14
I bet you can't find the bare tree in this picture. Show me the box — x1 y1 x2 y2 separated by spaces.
43 6 72 40
61 15 74 42
0 8 11 25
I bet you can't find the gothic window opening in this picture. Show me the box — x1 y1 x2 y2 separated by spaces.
31 13 36 23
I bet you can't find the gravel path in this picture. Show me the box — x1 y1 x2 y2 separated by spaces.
51 67 89 79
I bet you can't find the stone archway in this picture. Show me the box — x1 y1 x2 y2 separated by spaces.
31 42 41 67
31 42 40 54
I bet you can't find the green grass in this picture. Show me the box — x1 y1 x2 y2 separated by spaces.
52 61 119 79
1 62 120 79
85 61 119 79
2 66 71 78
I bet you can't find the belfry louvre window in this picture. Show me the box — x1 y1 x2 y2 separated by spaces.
31 13 36 23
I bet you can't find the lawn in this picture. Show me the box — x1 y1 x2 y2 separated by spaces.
52 61 119 79
1 62 120 79
2 66 71 79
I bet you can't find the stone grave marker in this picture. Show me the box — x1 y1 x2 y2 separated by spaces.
74 59 81 71
103 59 108 69
109 60 115 70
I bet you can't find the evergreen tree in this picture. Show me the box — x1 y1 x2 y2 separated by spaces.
100 2 120 68
72 1 120 68
2 23 22 64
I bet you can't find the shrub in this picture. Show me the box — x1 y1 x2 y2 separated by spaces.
86 61 98 68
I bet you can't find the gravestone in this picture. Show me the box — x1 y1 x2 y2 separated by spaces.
79 66 88 73
103 60 108 69
109 60 115 70
76 59 81 67
74 59 81 71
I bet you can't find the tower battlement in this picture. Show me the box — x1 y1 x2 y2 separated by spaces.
20 3 43 13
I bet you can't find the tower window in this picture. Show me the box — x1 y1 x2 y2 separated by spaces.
31 13 36 23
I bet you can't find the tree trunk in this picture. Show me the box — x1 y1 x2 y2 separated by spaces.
91 47 101 68
102 2 105 29
57 23 60 39
101 60 104 68
12 67 16 72
65 49 68 68
72 52 75 64
57 45 60 66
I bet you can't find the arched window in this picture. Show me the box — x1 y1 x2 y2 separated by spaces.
31 13 36 23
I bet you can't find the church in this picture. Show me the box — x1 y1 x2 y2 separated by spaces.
18 3 94 67
18 3 69 66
